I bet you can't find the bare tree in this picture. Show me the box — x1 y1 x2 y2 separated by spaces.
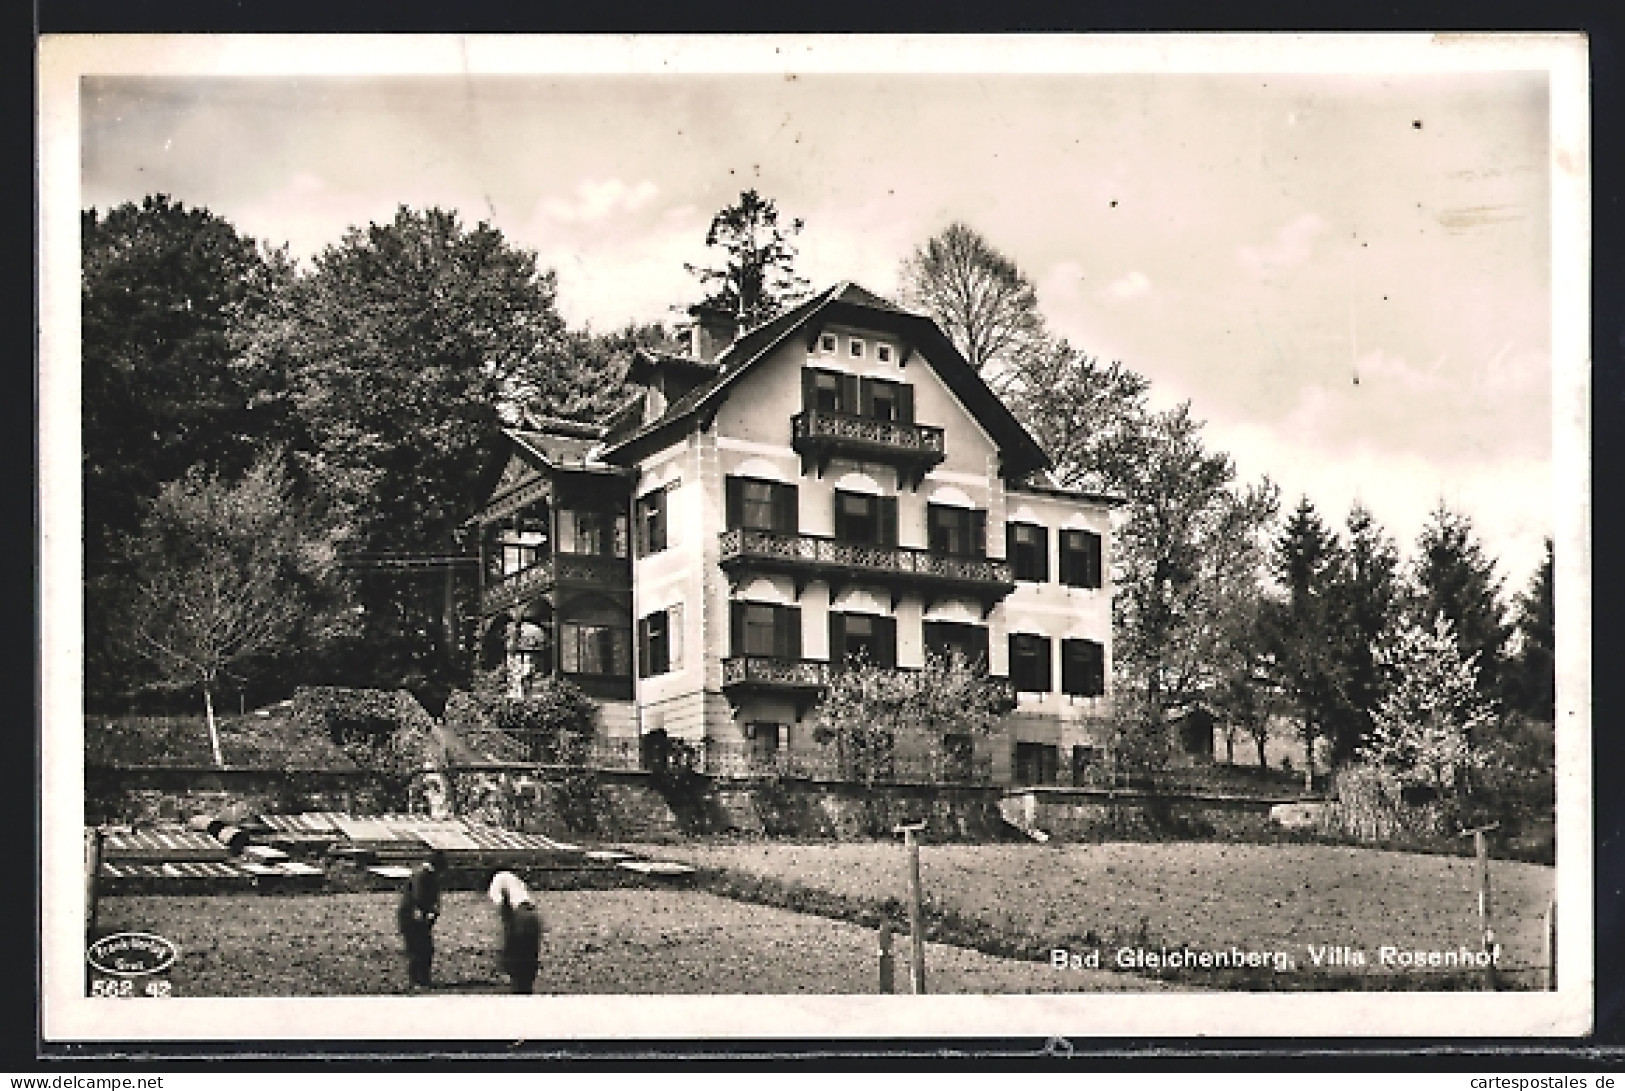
123 456 340 765
898 222 1045 372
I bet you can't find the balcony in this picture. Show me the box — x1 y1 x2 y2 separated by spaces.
718 528 1015 615
720 655 831 714
792 411 945 490
480 553 630 615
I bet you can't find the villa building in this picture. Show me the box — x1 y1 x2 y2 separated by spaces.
468 283 1118 787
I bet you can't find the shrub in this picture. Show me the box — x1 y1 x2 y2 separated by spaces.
457 669 600 764
289 687 437 786
1321 761 1449 842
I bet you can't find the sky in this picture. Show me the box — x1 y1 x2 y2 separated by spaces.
72 41 1571 594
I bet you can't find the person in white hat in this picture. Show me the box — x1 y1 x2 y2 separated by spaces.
487 870 543 994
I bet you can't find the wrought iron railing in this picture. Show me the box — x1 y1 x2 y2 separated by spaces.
698 738 995 785
792 411 946 455
718 528 1013 588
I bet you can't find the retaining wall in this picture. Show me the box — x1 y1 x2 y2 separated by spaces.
85 766 400 826
1000 786 1308 840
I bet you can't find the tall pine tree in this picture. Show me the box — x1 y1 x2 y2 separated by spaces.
1411 503 1510 703
1266 497 1347 786
1506 538 1555 721
1323 502 1401 763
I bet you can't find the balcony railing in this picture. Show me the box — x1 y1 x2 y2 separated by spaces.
721 655 831 692
792 411 945 457
792 411 947 489
718 528 1015 608
480 552 630 614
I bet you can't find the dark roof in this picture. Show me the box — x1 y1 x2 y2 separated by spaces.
504 427 622 474
601 282 1052 478
1008 477 1128 508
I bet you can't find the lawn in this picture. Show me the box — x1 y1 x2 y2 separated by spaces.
94 889 1179 996
630 841 1557 989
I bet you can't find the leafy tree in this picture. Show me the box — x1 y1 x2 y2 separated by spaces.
1000 339 1153 490
1410 503 1511 702
897 221 1045 372
1505 538 1556 721
1363 614 1495 798
1323 503 1401 762
684 189 810 329
240 206 570 690
119 456 343 765
1208 585 1276 768
810 651 1011 785
82 195 290 707
1265 497 1347 788
525 322 673 425
1110 403 1278 736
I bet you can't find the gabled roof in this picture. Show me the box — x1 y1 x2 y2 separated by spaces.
600 282 1052 478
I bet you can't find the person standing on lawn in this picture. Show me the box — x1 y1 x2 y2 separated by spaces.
487 870 543 994
397 850 446 991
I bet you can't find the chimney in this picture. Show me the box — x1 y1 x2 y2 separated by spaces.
689 304 739 363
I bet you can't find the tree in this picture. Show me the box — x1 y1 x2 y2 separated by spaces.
526 322 673 425
82 195 290 707
1265 497 1347 788
1208 584 1276 768
240 206 570 690
1323 503 1401 762
120 457 342 766
684 189 810 329
897 221 1045 373
999 339 1153 490
1363 614 1496 799
1505 538 1556 721
1411 503 1511 702
809 651 1011 786
1110 403 1279 736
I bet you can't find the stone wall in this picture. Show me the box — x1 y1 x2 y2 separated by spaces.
86 766 399 825
705 780 1020 840
1001 787 1288 840
446 764 680 839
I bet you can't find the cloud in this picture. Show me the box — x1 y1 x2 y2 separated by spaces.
1105 270 1151 300
537 178 659 224
1238 212 1328 278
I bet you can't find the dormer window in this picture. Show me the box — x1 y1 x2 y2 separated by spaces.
819 333 837 354
876 344 893 364
849 338 865 359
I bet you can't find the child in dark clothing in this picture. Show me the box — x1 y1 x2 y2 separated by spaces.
397 851 446 990
488 870 542 994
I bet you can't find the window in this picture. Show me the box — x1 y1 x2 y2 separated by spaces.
638 605 683 677
746 722 783 762
1007 522 1049 582
876 343 893 364
928 504 986 558
819 333 837 354
558 509 628 557
850 337 865 358
726 477 798 533
803 369 914 424
634 488 669 557
833 491 898 546
813 370 842 414
829 612 897 669
923 621 989 669
559 623 630 677
1071 744 1102 787
1014 742 1060 786
1059 529 1103 588
868 380 899 422
730 602 802 659
496 530 546 577
1009 633 1052 693
1061 638 1106 697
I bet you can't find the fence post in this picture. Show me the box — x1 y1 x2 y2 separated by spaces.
1544 897 1557 991
894 821 927 995
878 920 895 994
1461 823 1500 990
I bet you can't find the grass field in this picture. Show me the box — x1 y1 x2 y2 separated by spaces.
95 889 1178 996
634 841 1557 989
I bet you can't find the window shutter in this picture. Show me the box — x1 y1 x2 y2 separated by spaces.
1038 636 1053 692
557 509 577 555
896 384 914 424
857 376 874 419
1086 532 1102 589
876 616 897 669
669 604 683 670
971 509 988 558
725 477 743 530
840 373 861 416
730 601 745 658
781 605 803 659
637 616 651 678
633 499 648 558
969 625 989 669
1005 522 1017 564
879 496 899 546
775 482 799 534
801 367 818 414
1036 528 1050 583
829 612 846 667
